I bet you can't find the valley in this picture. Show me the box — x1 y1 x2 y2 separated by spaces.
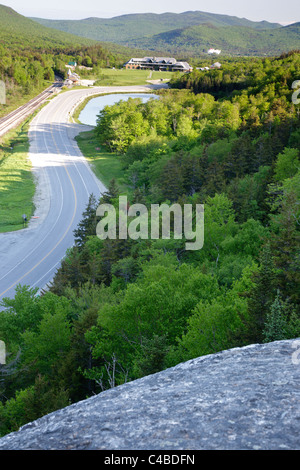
0 3 299 447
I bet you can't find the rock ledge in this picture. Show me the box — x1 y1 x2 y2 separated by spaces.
0 339 299 450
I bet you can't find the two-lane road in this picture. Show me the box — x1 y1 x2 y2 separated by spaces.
0 85 159 304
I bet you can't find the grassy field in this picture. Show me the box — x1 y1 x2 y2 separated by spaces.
0 120 35 232
75 130 128 193
93 68 173 86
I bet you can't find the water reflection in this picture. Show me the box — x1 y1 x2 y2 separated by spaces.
78 93 159 126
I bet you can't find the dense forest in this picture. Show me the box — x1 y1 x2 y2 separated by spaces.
0 51 299 436
0 43 112 111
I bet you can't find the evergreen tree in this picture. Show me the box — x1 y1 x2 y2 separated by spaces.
263 291 287 343
160 155 184 201
133 334 170 378
74 194 98 249
99 178 119 205
247 244 277 342
270 190 300 305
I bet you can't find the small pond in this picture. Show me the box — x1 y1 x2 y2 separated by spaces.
78 93 158 126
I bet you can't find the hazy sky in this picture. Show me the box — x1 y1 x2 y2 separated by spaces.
2 0 299 24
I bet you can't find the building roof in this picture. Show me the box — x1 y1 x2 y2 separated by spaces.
174 62 191 69
126 57 177 64
124 57 192 71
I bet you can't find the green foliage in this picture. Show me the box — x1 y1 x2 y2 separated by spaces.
95 97 151 153
274 148 300 181
175 263 256 360
94 89 242 155
83 258 220 388
73 194 99 249
247 244 278 342
263 292 288 342
1 50 300 436
177 294 246 359
269 191 300 305
263 291 300 343
0 285 41 347
132 334 171 378
0 5 122 117
170 52 300 102
21 304 71 376
0 376 69 436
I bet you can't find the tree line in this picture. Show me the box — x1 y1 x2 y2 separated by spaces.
0 42 125 117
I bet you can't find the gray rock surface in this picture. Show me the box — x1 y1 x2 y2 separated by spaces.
0 339 299 450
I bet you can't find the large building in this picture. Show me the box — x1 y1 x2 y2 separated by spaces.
124 57 193 72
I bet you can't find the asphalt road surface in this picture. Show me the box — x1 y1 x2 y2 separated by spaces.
0 85 159 305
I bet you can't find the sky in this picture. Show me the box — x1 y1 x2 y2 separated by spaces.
1 0 299 24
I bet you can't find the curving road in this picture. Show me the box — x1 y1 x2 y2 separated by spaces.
0 85 160 304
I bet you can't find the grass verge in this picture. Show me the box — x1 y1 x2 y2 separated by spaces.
0 119 35 232
75 130 129 195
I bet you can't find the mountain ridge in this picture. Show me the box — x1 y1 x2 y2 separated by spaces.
0 4 155 61
30 10 282 42
29 10 299 57
129 22 300 56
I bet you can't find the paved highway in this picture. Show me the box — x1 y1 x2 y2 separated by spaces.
0 85 159 304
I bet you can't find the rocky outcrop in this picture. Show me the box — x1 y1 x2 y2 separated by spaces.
0 339 299 450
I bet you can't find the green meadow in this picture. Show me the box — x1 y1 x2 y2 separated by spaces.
0 120 35 232
93 68 173 86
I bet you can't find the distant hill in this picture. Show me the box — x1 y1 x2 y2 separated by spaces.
30 11 300 57
0 4 156 65
0 4 141 115
0 4 96 50
0 4 165 63
129 22 300 57
31 10 281 45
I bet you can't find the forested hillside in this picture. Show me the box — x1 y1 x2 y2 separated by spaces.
0 5 127 116
31 10 280 44
30 11 300 57
0 51 299 437
130 23 300 57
